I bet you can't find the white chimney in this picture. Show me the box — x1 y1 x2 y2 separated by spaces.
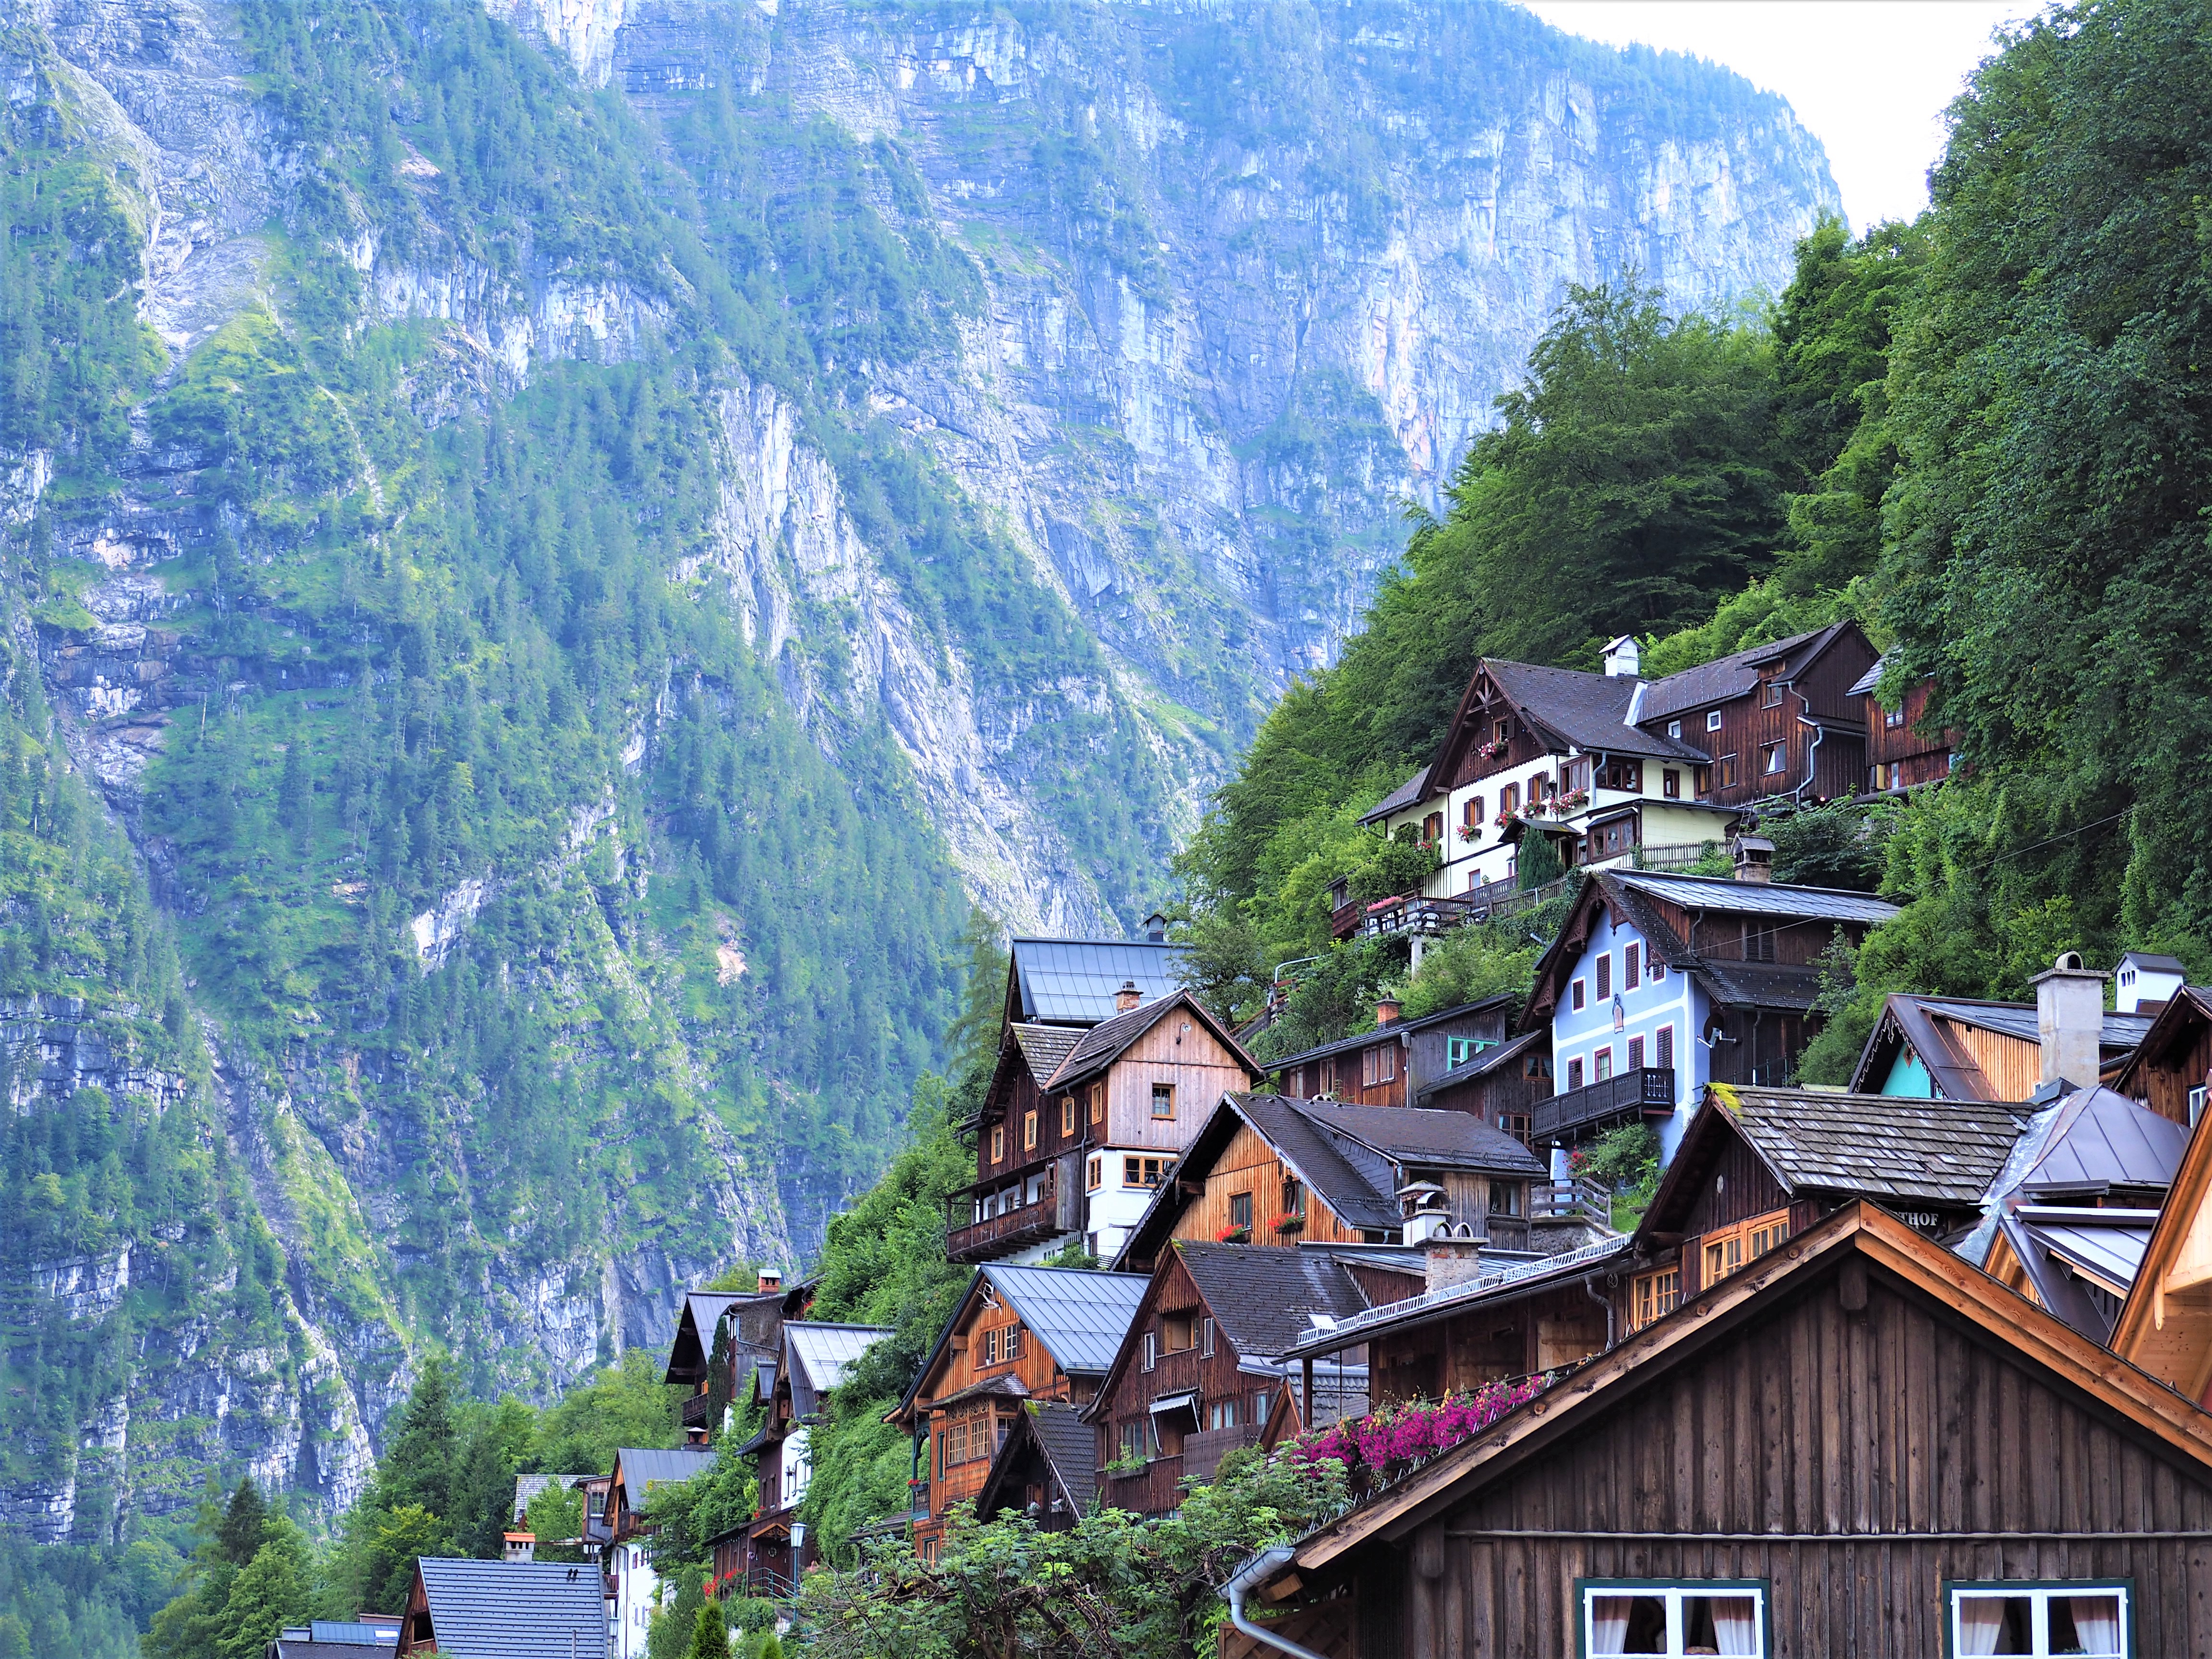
2030 950 2108 1089
1602 635 1641 678
2115 952 2187 1015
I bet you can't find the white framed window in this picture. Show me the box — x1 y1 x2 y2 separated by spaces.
2190 1084 2206 1128
1581 1580 1765 1657
1706 710 1724 732
1948 1582 2127 1657
1667 719 1682 739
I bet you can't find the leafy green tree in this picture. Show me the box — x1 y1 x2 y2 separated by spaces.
212 1523 313 1659
1764 800 1890 891
532 1349 685 1479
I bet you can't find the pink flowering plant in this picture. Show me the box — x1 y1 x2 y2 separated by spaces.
1288 1371 1564 1485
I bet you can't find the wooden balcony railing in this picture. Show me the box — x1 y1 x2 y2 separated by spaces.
1531 1067 1676 1145
1531 1176 1613 1228
680 1392 717 1432
1181 1425 1261 1486
946 1166 1064 1262
1101 1453 1184 1517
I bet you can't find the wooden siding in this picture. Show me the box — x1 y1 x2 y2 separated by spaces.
1105 1017 1255 1150
1866 677 1951 769
1398 1263 2212 1659
1944 1018 2041 1103
1170 1121 1371 1249
2128 1018 2211 1128
1674 634 1876 810
1367 1283 1611 1406
1681 1137 1792 1238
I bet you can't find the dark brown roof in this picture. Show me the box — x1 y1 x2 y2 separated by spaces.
1358 765 1433 826
1293 1096 1546 1178
1232 1094 1405 1232
1483 658 1706 761
1266 995 1517 1074
1027 1400 1098 1512
1043 989 1260 1090
1175 1242 1373 1361
1635 623 1846 724
1010 1022 1081 1085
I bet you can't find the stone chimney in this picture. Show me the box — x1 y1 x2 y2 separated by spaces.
1421 1232 1486 1293
1602 635 1641 678
757 1268 781 1295
1376 996 1402 1026
1732 835 1775 884
1115 979 1142 1012
2031 950 2108 1089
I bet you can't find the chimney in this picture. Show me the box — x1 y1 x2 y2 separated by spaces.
2031 950 2107 1090
1115 979 1142 1012
1421 1230 1486 1292
1376 996 1402 1026
1731 835 1775 884
1142 911 1168 944
1602 635 1641 678
757 1268 781 1294
684 1423 710 1448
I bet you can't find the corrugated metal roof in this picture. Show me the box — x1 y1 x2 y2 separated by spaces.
615 1446 718 1511
1010 938 1189 1024
986 1264 1149 1375
274 1644 392 1659
1722 1085 2033 1206
784 1322 891 1396
2021 1209 2156 1291
309 1621 393 1646
415 1559 603 1657
1178 1243 1373 1361
2012 1086 2188 1195
1611 869 1902 923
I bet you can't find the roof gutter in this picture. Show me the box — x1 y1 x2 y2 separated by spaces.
1223 1547 1334 1659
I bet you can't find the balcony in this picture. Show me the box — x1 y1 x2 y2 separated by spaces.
1102 1453 1184 1517
680 1392 717 1433
946 1164 1065 1263
1531 1067 1676 1146
1531 1176 1613 1228
1182 1424 1261 1486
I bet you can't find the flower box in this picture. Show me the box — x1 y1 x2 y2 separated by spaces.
1456 822 1481 842
1271 1213 1306 1233
1216 1224 1252 1243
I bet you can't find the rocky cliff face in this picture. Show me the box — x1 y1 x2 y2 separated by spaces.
0 0 1836 1549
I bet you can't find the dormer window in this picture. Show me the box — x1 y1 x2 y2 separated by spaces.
1762 676 1784 707
1667 719 1682 739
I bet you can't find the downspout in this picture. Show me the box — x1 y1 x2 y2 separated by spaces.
1584 1272 1616 1351
1224 1546 1336 1659
1794 681 1821 805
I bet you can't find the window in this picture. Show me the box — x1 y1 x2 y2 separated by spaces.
1489 1180 1521 1216
1656 1024 1675 1070
1624 943 1640 988
1445 1035 1493 1068
1583 1581 1764 1658
1762 676 1784 708
1627 1035 1645 1070
1598 758 1642 793
1762 742 1786 776
1650 958 1665 982
1500 1111 1532 1147
1706 710 1724 733
1023 1109 1038 1150
1207 1395 1238 1430
1501 781 1520 816
1528 771 1549 802
1947 1583 2127 1657
1719 754 1738 787
1152 1083 1175 1119
1702 1208 1792 1285
1662 768 1680 799
1162 1312 1197 1352
1421 811 1443 846
1142 1332 1157 1372
1089 1082 1105 1124
1061 1096 1076 1135
1201 1316 1215 1358
1087 1155 1103 1190
2192 1084 2207 1128
1596 954 1612 998
1631 1269 1681 1331
1229 1190 1253 1230
1362 1044 1398 1085
1743 924 1776 963
1693 765 1710 797
1667 719 1683 740
1463 795 1484 832
1886 704 1907 729
981 1324 1023 1367
1124 1155 1167 1187
1566 1058 1585 1090
1572 978 1587 1012
991 1126 1005 1163
1281 1178 1305 1218
1494 718 1511 745
1594 1046 1613 1082
1119 1419 1146 1461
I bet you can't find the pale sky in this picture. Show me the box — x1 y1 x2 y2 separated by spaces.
1520 1 2045 230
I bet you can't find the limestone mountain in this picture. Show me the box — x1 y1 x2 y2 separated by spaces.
0 0 1836 1585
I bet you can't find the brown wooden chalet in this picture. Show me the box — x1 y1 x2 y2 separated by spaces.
2113 1095 2212 1410
958 978 1264 1265
1267 994 1515 1108
972 1400 1097 1532
1085 1243 1382 1518
1112 1092 1550 1275
1851 649 1958 794
886 1262 1145 1562
661 1271 812 1443
2113 969 2212 1128
1227 1202 2212 1659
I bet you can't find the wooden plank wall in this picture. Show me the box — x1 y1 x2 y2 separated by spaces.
1106 1020 1254 1151
1407 1268 2212 1656
1681 1137 1791 1238
1172 1122 1370 1248
1946 1020 2041 1103
2131 1019 2212 1126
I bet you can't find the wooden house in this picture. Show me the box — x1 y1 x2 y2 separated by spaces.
957 986 1265 1264
1411 1028 1553 1149
1852 650 1958 793
2112 1098 2212 1410
972 1401 1098 1532
1524 869 1899 1159
1111 1092 1547 1275
397 1559 603 1656
604 1445 718 1659
1268 995 1516 1108
2113 978 2212 1128
1226 1201 2212 1659
1084 1243 1375 1518
887 1263 1145 1562
1851 983 2153 1104
661 1272 813 1443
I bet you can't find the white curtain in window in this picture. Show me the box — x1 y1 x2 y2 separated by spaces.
1956 1598 2006 1656
2070 1596 2122 1656
1588 1597 1632 1657
1709 1597 1757 1656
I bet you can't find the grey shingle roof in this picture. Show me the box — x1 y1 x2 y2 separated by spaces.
1176 1242 1373 1361
986 1264 1150 1375
1295 1096 1547 1178
1233 1094 1404 1231
1636 625 1842 723
1484 659 1706 760
1010 1023 1081 1085
1028 1400 1099 1512
1357 765 1433 825
1846 648 1893 700
414 1559 603 1657
1610 869 1902 925
1720 1085 2034 1207
615 1446 717 1512
509 1473 589 1523
1010 938 1189 1024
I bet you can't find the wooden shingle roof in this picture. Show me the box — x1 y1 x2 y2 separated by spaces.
1719 1084 2033 1207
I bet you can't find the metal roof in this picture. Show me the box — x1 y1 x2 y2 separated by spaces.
414 1559 603 1657
2009 1086 2188 1196
311 1623 393 1646
614 1446 717 1511
985 1263 1150 1375
784 1322 891 1399
1908 996 2154 1052
1265 996 1517 1074
1721 1085 2033 1207
1009 938 1189 1024
2021 1208 2157 1292
1286 1236 1635 1358
1610 869 1902 924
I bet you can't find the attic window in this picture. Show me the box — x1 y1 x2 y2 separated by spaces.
1151 1083 1175 1119
1762 677 1784 707
1707 710 1724 733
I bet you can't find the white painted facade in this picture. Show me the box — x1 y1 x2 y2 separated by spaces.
1547 904 1716 1165
611 1539 657 1659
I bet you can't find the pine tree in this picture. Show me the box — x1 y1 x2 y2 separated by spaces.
214 1479 269 1567
376 1358 459 1516
687 1602 733 1659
